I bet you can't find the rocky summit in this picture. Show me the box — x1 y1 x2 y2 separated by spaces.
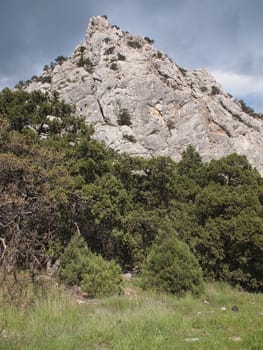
26 16 263 173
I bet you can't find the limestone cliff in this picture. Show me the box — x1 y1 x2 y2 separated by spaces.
26 16 263 173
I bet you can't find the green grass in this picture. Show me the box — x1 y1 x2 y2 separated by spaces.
0 280 262 349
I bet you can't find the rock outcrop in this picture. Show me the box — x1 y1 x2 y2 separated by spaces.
26 16 263 173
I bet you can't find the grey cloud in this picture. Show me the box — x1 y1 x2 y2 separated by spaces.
0 0 262 110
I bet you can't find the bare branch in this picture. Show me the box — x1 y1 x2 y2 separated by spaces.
0 237 6 251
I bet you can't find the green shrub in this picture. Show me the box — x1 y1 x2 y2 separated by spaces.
80 255 123 298
144 36 155 45
117 109 132 126
127 40 142 49
200 86 208 92
77 56 85 67
154 51 163 59
166 119 176 131
103 37 111 44
211 86 220 95
79 46 86 53
178 66 187 75
111 25 120 30
110 62 118 71
59 233 123 297
239 99 254 114
40 75 52 84
117 52 126 61
123 134 136 143
59 232 91 285
55 56 68 65
141 231 204 296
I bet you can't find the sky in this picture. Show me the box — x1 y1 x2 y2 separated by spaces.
1 0 262 111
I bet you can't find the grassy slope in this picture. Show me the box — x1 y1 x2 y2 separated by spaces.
0 281 262 350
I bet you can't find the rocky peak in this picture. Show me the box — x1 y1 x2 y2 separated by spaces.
87 15 111 33
25 16 263 174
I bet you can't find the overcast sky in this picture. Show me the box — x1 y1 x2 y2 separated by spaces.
1 0 262 111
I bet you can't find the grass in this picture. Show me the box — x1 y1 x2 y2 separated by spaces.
0 278 262 349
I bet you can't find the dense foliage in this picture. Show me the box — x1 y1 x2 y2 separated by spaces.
0 88 262 293
59 233 122 297
141 230 204 296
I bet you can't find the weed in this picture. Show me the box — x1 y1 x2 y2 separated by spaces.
0 278 262 350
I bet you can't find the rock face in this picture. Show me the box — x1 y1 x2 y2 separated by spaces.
26 16 263 173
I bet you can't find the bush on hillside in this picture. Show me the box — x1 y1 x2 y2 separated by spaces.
211 85 220 95
80 255 123 298
59 232 91 285
140 231 204 296
117 109 132 126
59 232 123 297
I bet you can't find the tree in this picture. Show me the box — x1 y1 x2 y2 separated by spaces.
79 173 132 257
193 176 263 291
0 153 53 283
177 145 203 183
141 230 203 296
194 214 263 291
203 153 262 187
0 88 75 132
118 209 167 269
59 232 91 285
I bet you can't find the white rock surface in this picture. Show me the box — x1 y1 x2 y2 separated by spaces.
26 16 263 174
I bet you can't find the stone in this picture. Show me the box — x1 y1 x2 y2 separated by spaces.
123 272 132 280
42 123 49 131
46 258 60 276
231 305 239 312
39 133 48 140
46 115 62 123
230 336 242 342
184 337 199 342
76 299 87 305
25 16 263 174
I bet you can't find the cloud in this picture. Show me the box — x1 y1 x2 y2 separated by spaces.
212 70 263 97
0 0 263 110
212 70 263 111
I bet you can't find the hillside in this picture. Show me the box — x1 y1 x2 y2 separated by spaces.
0 15 262 301
24 15 263 174
0 15 262 350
